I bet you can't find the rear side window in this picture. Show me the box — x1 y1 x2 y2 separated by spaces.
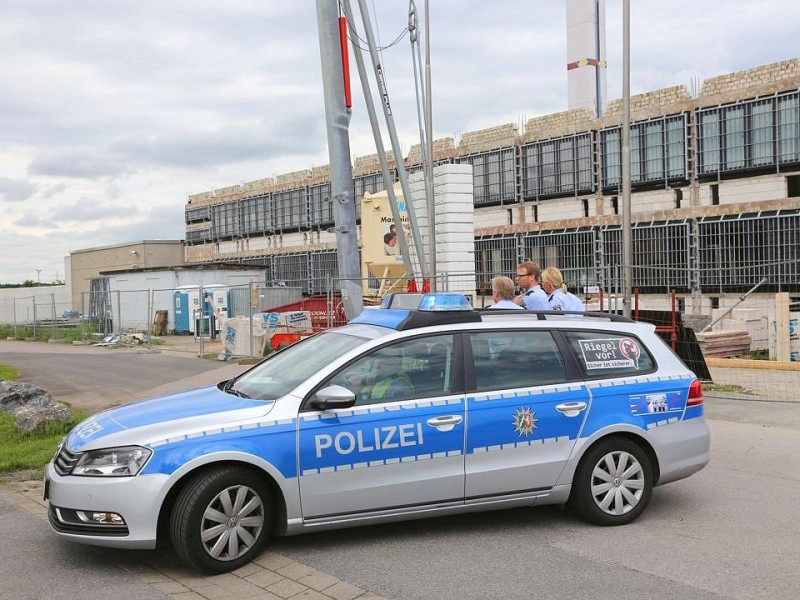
564 331 655 378
470 331 566 392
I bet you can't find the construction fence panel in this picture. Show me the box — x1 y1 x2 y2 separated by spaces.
0 293 78 340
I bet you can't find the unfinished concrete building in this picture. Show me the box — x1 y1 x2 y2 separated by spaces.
183 59 800 323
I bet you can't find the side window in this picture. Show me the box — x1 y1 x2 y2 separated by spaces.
327 334 455 406
563 331 655 378
470 331 566 392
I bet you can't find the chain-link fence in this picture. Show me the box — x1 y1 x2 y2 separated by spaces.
0 292 81 342
1 278 797 401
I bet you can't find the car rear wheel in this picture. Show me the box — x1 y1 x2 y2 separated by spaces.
170 466 271 574
570 437 653 526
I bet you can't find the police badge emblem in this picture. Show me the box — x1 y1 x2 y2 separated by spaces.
512 407 537 437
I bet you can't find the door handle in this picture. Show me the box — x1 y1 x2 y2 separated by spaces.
426 415 463 432
555 402 588 417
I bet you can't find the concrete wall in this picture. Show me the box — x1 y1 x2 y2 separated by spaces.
0 285 72 326
69 240 185 309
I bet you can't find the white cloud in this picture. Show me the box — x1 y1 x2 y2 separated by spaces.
0 177 38 202
1 0 799 284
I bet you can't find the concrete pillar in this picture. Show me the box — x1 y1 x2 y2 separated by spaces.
410 164 476 300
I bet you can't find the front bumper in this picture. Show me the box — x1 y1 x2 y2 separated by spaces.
45 461 170 549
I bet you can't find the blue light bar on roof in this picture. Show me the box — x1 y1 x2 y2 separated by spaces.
417 293 472 311
349 308 410 329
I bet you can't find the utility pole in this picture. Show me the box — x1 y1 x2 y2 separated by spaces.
621 0 632 317
341 0 414 278
423 0 436 290
354 0 430 282
316 0 363 320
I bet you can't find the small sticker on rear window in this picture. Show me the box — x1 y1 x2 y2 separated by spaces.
578 337 642 370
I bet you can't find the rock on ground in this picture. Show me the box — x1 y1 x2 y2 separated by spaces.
0 381 73 433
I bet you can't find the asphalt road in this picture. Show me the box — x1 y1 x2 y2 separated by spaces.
0 339 249 413
1 340 798 599
273 416 800 600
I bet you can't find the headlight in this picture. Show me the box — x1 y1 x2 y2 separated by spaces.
72 446 152 477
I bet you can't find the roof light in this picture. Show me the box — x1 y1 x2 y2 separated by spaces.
417 293 472 312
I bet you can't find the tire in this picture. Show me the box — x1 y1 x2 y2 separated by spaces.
569 437 653 526
170 466 272 574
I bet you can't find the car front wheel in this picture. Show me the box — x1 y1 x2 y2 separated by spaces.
170 466 272 574
570 437 653 526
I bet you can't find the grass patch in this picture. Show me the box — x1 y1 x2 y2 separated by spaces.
703 383 752 394
0 364 19 380
0 322 98 343
740 349 770 360
0 411 87 474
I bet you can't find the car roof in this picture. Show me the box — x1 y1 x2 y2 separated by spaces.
349 292 638 334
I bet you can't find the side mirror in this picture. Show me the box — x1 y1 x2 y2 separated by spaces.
310 385 357 410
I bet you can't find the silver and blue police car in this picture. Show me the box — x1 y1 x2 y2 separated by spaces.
45 293 710 574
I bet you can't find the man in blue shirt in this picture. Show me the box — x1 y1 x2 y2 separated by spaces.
514 262 548 310
489 276 523 309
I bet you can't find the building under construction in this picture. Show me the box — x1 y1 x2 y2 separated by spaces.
183 58 800 318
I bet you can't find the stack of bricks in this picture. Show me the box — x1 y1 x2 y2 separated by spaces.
241 177 274 197
603 85 693 124
274 169 311 193
405 137 456 166
457 125 518 156
523 108 595 143
353 151 396 176
700 58 800 107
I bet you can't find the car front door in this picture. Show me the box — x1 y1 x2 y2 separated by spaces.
464 329 591 500
298 333 466 519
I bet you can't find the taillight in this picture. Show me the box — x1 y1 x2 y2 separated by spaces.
687 379 703 406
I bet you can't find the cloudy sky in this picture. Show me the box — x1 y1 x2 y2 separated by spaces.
1 1 798 284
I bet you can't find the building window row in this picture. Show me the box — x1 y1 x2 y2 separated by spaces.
475 210 799 294
698 91 800 175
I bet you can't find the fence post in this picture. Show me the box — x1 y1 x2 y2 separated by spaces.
80 291 86 341
776 292 791 362
32 296 37 339
51 292 56 340
147 288 154 351
12 297 17 339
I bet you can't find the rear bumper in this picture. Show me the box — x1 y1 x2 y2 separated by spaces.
650 417 711 485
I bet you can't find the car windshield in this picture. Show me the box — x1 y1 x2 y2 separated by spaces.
229 329 369 400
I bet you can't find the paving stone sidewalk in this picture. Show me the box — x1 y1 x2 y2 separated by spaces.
0 480 385 600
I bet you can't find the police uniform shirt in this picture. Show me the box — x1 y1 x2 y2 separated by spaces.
547 288 586 313
489 299 523 310
520 285 548 310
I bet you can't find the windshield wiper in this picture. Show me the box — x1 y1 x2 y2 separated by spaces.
223 381 250 399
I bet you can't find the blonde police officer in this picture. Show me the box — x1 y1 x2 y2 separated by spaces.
541 267 585 313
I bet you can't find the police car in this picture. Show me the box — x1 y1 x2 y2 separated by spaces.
45 293 710 574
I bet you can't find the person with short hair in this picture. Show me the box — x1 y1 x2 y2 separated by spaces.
541 267 585 313
489 276 523 309
514 261 548 310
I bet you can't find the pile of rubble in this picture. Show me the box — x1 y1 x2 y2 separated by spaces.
0 381 72 433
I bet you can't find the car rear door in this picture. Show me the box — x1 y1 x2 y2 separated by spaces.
464 329 591 500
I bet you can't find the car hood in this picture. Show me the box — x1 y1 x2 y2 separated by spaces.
66 385 275 452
